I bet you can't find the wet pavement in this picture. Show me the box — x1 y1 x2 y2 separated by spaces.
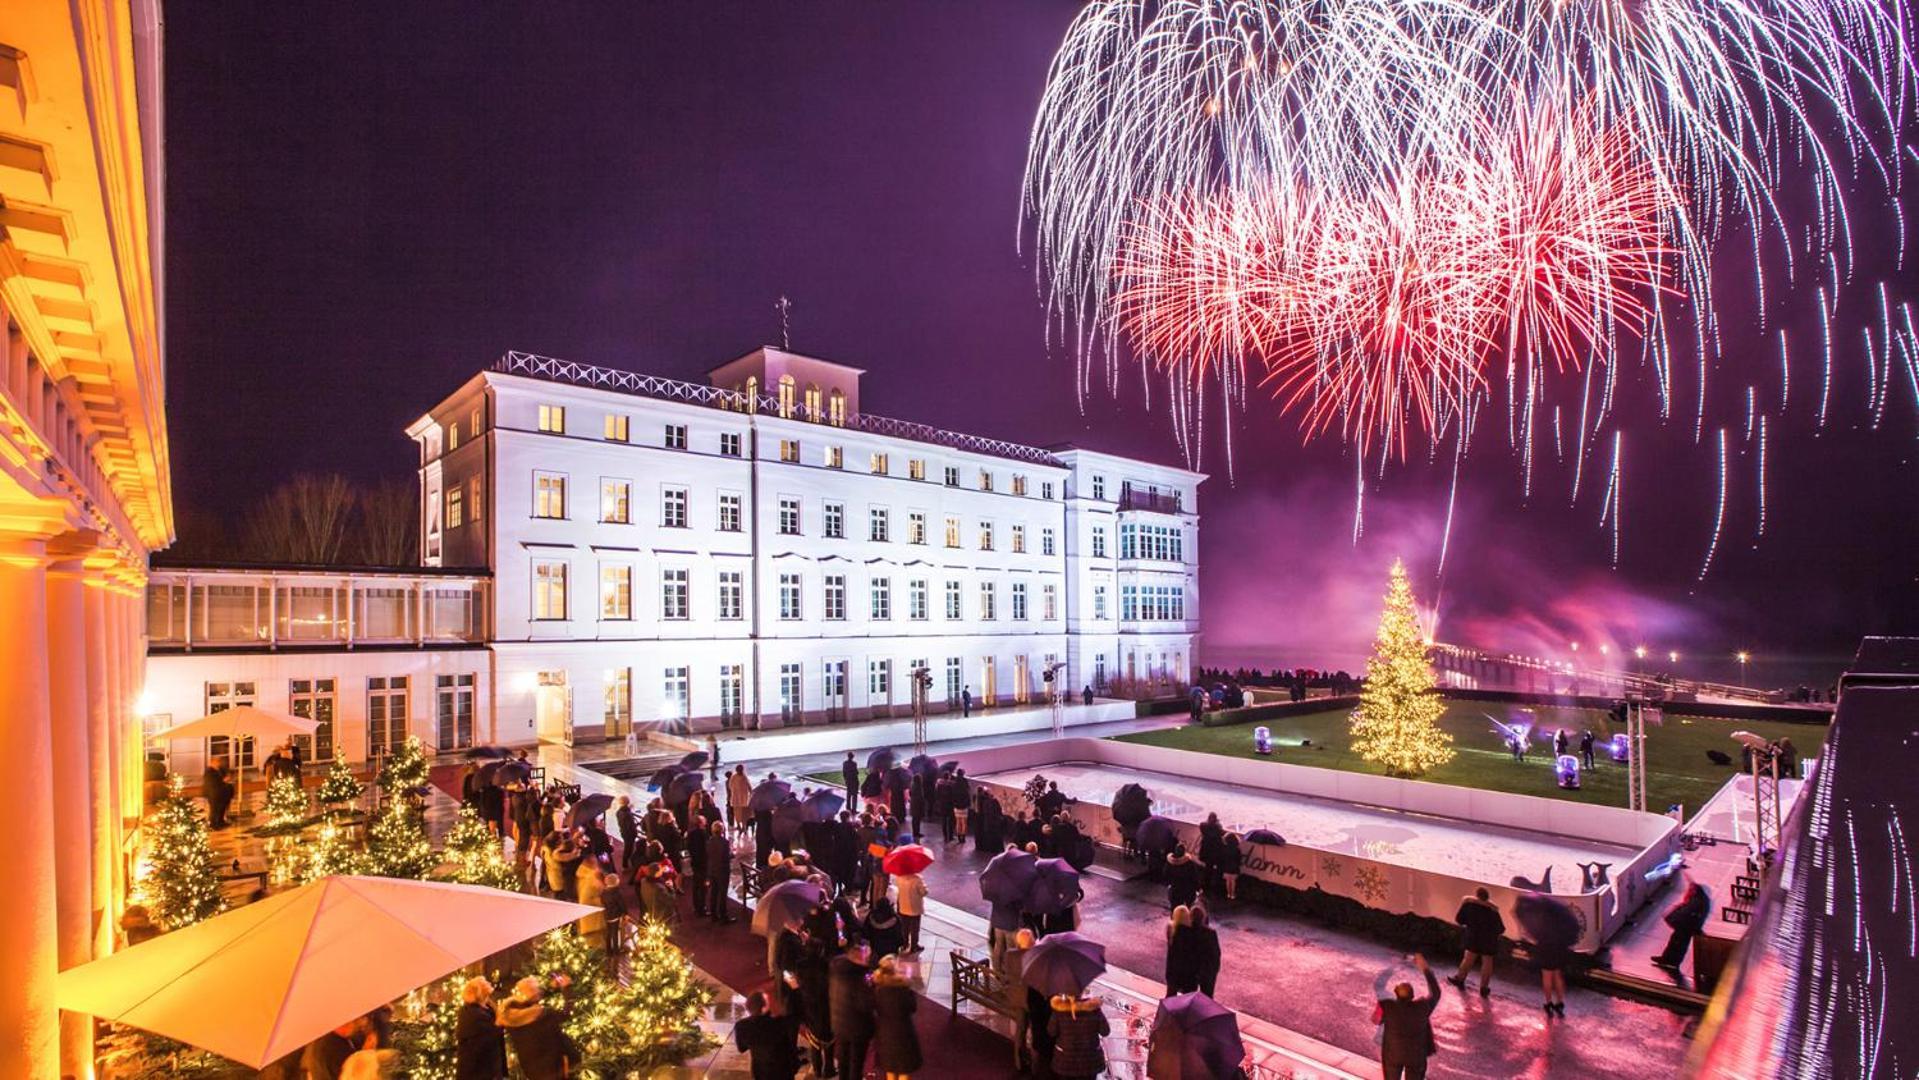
910 837 1697 1079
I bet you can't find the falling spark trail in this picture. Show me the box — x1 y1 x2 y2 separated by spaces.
1778 329 1790 409
1757 415 1769 538
1699 428 1729 581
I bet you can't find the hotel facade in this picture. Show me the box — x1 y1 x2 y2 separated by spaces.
2 2 171 1075
144 348 1203 770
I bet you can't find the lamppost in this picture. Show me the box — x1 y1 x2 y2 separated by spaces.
910 666 933 757
1043 662 1066 738
1737 650 1751 686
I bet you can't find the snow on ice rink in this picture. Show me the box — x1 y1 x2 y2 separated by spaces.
976 762 1639 892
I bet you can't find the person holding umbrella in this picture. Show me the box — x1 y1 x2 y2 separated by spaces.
1515 891 1577 1018
1373 954 1441 1080
894 868 927 955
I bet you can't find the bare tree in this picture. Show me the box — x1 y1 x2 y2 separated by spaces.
354 478 419 567
241 473 356 564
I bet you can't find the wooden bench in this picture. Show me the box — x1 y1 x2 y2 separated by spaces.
951 951 1020 1020
1730 875 1761 903
1721 906 1752 925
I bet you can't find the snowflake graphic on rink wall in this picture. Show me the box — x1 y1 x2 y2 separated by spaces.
1320 854 1344 880
1353 864 1390 905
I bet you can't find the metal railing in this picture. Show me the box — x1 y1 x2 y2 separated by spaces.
1117 486 1184 514
493 351 1065 467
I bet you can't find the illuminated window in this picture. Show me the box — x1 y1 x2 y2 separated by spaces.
605 414 629 442
534 472 567 519
604 668 631 732
908 511 926 545
445 487 463 529
447 424 459 451
780 439 800 463
805 383 822 420
744 375 759 410
909 459 925 481
944 515 960 548
470 408 482 437
1012 475 1027 496
870 453 889 475
979 470 995 492
1011 524 1025 553
778 375 796 418
829 388 847 426
469 477 482 522
825 445 843 469
538 404 565 433
533 560 569 620
600 565 631 620
600 479 630 524
979 581 997 621
979 521 994 551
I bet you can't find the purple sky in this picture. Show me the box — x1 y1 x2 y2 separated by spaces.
164 4 1917 686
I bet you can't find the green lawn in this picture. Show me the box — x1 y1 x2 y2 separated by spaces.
1111 702 1824 815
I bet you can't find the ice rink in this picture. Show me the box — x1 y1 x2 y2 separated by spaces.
977 761 1640 893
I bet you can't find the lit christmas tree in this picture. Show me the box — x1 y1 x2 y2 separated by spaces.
527 921 713 1076
440 805 519 891
140 778 223 928
316 757 364 813
1349 559 1454 778
298 818 365 882
392 974 466 1079
259 772 309 834
377 736 430 800
363 802 437 880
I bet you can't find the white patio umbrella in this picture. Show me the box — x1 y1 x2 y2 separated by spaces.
152 705 321 814
57 876 594 1068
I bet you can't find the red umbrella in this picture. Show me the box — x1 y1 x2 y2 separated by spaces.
882 843 935 875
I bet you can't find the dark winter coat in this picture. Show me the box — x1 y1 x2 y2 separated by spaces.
1193 924 1221 996
1048 1004 1110 1078
1377 970 1441 1065
1164 853 1203 908
734 1012 799 1080
1165 924 1205 994
873 976 923 1074
454 1002 507 1079
1455 896 1507 955
497 999 577 1080
828 955 877 1040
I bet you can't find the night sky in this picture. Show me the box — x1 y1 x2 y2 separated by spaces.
164 4 1918 686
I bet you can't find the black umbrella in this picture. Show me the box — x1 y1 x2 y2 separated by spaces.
1149 992 1245 1080
749 778 793 814
751 879 825 937
664 771 705 806
1515 891 1583 952
772 798 806 844
647 765 685 791
679 751 709 770
565 792 614 829
1064 834 1096 871
1136 815 1180 852
799 789 845 823
866 748 898 772
1243 828 1286 847
1112 783 1153 829
906 754 940 778
860 771 883 799
938 760 960 774
466 746 513 760
480 760 531 787
885 765 912 793
1024 857 1083 916
1020 932 1107 995
980 848 1040 906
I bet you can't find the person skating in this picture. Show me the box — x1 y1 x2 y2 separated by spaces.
1654 879 1711 972
1374 954 1441 1080
1447 887 1506 997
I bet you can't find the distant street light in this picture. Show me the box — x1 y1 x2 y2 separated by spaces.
1668 650 1680 664
1737 651 1751 685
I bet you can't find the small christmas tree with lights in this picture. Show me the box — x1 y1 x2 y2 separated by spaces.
526 921 713 1075
440 805 519 891
1349 559 1454 778
141 778 223 928
298 818 365 882
391 974 466 1079
316 757 364 813
363 802 437 880
258 772 309 835
378 736 430 800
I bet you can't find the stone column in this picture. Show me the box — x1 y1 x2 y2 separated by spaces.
83 580 116 955
0 536 63 1079
45 554 96 1078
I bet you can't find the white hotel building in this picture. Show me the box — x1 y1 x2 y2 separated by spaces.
145 347 1201 765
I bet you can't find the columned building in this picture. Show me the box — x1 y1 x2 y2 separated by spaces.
408 349 1202 745
0 2 171 1076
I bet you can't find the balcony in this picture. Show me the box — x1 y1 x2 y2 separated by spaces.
1117 485 1183 514
147 565 490 650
